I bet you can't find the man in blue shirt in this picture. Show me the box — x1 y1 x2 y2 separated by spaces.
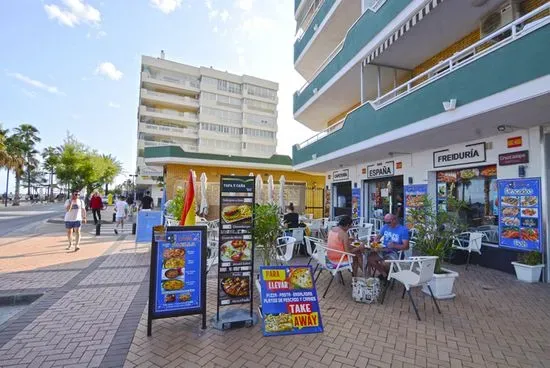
368 214 410 278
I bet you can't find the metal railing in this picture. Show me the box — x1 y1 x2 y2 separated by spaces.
296 119 344 149
141 140 198 151
295 4 550 151
372 4 550 108
143 106 199 120
141 123 198 136
143 72 200 89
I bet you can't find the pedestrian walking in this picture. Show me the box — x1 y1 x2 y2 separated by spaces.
64 190 87 251
90 191 103 225
140 191 154 210
114 195 129 235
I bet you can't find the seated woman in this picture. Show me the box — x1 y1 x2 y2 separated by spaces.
283 202 299 228
327 215 364 276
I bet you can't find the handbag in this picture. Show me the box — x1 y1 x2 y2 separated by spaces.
351 277 380 304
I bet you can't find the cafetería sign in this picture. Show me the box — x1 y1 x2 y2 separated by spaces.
499 150 529 166
433 142 486 168
332 169 349 182
366 161 394 179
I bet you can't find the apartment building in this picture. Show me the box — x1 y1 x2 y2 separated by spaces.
136 54 279 198
292 0 550 275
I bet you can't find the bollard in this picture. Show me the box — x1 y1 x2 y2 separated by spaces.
132 223 136 235
112 213 116 223
96 223 101 236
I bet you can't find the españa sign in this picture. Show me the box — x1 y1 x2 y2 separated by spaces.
259 266 323 336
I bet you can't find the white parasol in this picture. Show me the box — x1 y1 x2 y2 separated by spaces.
255 174 263 204
199 172 208 216
278 175 286 213
267 175 274 204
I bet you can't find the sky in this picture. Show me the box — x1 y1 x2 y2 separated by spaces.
0 0 314 192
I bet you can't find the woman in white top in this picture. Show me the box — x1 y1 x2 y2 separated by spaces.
64 190 87 251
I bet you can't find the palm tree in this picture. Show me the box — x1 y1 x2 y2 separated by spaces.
3 135 25 206
43 146 59 201
100 154 122 195
13 124 41 198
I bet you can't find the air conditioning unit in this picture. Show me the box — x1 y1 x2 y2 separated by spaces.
480 0 521 38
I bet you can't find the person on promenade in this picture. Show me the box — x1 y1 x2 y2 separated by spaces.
140 191 154 210
327 215 364 276
64 190 87 251
368 213 410 278
90 191 103 225
114 195 129 235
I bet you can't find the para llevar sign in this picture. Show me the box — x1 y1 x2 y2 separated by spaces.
259 265 323 336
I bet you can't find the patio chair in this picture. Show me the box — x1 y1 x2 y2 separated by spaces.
369 218 383 233
381 256 441 321
452 232 486 270
285 228 305 246
206 241 218 273
352 217 365 227
275 236 297 265
314 243 355 298
309 219 324 238
304 236 324 267
357 224 373 243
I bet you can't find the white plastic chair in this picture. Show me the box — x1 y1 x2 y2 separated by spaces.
369 218 383 233
357 224 373 243
275 236 296 265
286 228 304 245
352 217 364 227
309 219 324 238
304 236 323 267
381 256 441 321
314 243 355 298
452 232 486 270
206 241 218 273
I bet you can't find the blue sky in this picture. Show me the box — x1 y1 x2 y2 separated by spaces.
0 0 313 191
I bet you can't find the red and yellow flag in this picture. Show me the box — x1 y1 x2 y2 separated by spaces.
180 170 196 226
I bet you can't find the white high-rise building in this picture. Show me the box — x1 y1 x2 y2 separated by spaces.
136 54 279 190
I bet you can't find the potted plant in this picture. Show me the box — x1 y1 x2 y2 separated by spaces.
408 196 465 299
252 203 282 266
512 251 544 283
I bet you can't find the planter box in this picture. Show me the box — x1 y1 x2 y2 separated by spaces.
511 262 544 283
422 268 459 300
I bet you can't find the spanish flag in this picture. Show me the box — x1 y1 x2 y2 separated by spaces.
180 170 196 226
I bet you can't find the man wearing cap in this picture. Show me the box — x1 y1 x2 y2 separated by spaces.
369 213 409 277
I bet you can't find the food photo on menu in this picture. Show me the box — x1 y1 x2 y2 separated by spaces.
220 238 252 263
219 272 251 304
161 246 186 295
221 201 253 225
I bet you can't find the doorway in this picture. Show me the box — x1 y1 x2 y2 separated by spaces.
364 176 404 223
332 181 352 218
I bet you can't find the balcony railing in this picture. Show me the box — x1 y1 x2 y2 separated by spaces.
141 140 198 152
141 123 198 136
372 4 550 109
296 119 344 149
295 0 336 62
295 4 550 151
143 72 200 89
143 106 199 121
142 89 199 106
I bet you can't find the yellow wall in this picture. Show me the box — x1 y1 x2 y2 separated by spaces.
412 0 548 77
326 102 361 128
165 163 326 218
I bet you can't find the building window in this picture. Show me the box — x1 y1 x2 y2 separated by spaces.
245 84 277 100
245 99 276 112
217 79 242 94
436 165 498 243
201 107 242 124
244 113 275 127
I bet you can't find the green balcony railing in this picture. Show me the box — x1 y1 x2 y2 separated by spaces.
293 22 550 165
294 0 337 63
295 0 303 12
294 0 411 113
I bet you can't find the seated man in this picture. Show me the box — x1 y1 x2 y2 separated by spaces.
368 213 409 278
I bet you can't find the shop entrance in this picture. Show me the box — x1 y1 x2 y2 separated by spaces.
332 181 352 218
363 176 404 223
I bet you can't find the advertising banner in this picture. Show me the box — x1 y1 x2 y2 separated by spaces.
259 266 323 337
498 178 542 251
403 185 427 229
148 226 207 335
351 188 361 219
216 176 255 325
136 210 163 243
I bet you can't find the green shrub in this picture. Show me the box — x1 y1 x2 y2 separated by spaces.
518 251 542 265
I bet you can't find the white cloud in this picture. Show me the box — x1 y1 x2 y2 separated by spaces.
205 0 212 10
150 0 182 14
44 0 101 27
219 9 230 22
95 62 123 80
208 8 219 19
8 72 64 95
212 26 219 33
86 30 107 39
240 15 274 38
236 0 254 11
108 101 121 108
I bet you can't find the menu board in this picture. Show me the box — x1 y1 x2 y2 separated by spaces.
217 176 255 320
498 178 542 251
259 266 323 337
404 185 427 229
148 226 207 336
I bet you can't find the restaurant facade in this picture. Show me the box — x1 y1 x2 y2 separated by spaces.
290 0 550 277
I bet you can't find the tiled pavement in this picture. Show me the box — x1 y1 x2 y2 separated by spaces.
2 224 550 368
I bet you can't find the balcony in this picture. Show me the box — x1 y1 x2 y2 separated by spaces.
294 0 361 80
138 123 199 139
138 139 198 152
141 89 199 110
139 105 199 124
293 11 550 169
141 72 200 95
